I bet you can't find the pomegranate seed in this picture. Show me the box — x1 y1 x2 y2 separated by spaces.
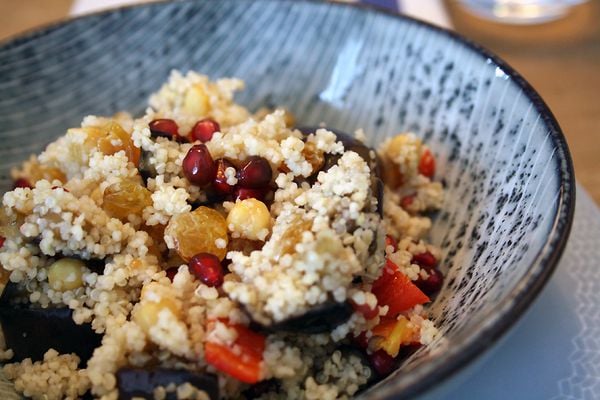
414 267 444 296
353 302 379 320
190 118 220 143
237 156 272 188
418 149 435 178
0 236 5 249
234 187 268 201
385 235 398 252
165 267 178 282
411 251 437 268
188 253 224 287
149 119 184 141
13 178 32 189
400 194 415 209
182 144 217 186
369 349 396 377
353 332 369 349
212 158 236 196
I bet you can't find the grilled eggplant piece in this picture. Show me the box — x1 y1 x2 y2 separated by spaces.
297 127 383 217
0 283 100 364
242 379 281 399
244 128 382 334
259 301 353 334
116 368 219 400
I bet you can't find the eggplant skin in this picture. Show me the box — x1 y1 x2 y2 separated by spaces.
266 301 353 334
242 378 281 399
297 127 383 217
117 368 219 400
0 284 101 364
297 127 382 176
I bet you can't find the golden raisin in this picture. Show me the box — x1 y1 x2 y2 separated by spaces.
141 224 166 259
228 238 263 255
165 206 228 261
279 141 324 175
382 160 404 189
0 208 19 239
0 266 10 293
279 217 312 256
164 252 187 270
278 162 291 174
29 164 66 184
103 180 152 220
142 223 165 247
83 121 141 166
303 141 325 175
282 109 296 127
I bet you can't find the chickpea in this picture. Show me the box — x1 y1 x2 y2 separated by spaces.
133 298 181 334
226 199 271 241
47 258 85 291
383 133 423 187
386 133 422 157
184 84 210 116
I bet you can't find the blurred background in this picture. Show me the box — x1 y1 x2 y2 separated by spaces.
1 0 598 202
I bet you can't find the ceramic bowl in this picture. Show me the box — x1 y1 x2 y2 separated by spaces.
0 1 574 398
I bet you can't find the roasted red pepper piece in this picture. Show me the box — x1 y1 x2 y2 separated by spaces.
372 260 429 317
204 321 266 384
418 148 435 178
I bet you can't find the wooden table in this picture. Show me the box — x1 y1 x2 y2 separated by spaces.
2 0 599 202
446 0 600 203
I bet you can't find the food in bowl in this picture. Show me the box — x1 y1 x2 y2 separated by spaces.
0 71 445 399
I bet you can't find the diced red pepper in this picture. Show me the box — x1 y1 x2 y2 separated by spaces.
418 149 435 178
204 321 265 384
0 236 4 249
372 260 430 317
232 324 266 361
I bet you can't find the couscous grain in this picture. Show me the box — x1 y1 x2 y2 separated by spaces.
0 71 445 400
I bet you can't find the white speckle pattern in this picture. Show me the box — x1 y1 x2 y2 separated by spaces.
0 1 575 398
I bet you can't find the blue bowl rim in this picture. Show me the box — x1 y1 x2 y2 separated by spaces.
331 2 576 399
0 1 576 399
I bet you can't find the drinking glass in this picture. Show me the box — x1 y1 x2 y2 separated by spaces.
458 0 589 24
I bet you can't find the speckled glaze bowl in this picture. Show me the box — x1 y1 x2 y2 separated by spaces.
0 1 574 399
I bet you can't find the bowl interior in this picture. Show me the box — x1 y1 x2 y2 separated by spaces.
0 1 573 398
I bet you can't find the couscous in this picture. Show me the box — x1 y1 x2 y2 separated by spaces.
0 71 444 400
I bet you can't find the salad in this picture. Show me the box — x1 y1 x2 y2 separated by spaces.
0 71 444 400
